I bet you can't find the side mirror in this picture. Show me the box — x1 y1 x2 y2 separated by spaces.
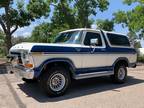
90 38 98 46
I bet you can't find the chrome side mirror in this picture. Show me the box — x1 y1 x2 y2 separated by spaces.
90 38 98 46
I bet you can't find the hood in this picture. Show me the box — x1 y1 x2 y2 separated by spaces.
9 42 82 53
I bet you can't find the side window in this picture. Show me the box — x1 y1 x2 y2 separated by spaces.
107 33 130 46
84 32 102 46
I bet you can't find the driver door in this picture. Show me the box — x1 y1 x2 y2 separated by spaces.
82 31 108 71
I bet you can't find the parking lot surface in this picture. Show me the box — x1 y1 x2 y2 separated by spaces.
0 66 144 108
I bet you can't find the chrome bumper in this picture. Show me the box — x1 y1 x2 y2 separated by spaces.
10 65 34 79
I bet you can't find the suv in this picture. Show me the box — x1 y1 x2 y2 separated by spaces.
9 28 137 96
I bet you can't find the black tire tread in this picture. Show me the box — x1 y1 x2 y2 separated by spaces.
111 64 127 84
39 66 71 97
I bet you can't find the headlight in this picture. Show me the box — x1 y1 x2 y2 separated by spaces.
23 53 34 69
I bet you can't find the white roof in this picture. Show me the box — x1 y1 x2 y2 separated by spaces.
104 30 127 36
60 28 100 33
60 28 127 36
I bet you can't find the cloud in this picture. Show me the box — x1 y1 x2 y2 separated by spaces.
0 23 36 37
22 32 31 36
13 22 39 37
13 28 30 37
91 24 97 29
13 29 31 37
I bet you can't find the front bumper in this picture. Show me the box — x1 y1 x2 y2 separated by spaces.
9 64 34 79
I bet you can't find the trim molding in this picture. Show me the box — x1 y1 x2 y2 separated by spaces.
74 71 114 80
75 66 113 74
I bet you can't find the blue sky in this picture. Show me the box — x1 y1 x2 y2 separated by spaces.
0 0 144 47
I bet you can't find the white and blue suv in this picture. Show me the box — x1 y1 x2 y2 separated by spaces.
9 28 137 96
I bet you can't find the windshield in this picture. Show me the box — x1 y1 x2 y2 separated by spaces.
54 31 82 44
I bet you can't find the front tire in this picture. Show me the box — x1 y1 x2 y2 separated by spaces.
111 65 127 83
40 66 71 97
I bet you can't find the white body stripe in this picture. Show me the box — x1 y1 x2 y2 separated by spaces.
32 53 137 69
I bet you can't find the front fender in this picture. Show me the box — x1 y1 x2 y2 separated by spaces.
33 58 76 78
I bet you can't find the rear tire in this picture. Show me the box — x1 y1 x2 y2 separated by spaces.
111 65 127 84
39 66 71 97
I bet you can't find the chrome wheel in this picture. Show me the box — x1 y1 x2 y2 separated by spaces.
118 67 126 80
49 73 66 92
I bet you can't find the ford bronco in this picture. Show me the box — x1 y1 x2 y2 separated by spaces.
8 28 137 96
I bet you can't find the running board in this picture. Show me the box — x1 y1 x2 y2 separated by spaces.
74 71 114 80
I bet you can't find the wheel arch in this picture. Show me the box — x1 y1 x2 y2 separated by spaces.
113 57 129 68
34 58 76 79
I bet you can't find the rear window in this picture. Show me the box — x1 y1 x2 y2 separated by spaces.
107 33 130 47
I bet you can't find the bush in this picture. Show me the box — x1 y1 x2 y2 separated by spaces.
137 55 144 63
0 47 6 58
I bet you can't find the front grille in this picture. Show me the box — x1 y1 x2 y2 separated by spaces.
10 52 23 64
18 56 22 64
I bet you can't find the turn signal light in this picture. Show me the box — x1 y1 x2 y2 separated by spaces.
25 63 33 68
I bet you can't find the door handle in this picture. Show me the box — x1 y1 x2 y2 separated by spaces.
91 47 96 53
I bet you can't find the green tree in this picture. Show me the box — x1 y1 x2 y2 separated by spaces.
50 0 109 28
0 29 5 57
74 0 109 28
0 29 5 46
30 23 53 43
50 0 77 30
0 0 50 53
30 22 69 43
96 19 114 31
55 0 77 28
113 0 144 39
134 41 141 48
113 11 135 33
30 0 110 42
12 36 30 45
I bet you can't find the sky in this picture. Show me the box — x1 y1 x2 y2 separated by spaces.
0 0 144 47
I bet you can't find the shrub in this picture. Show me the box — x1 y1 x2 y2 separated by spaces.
0 47 6 58
137 55 144 63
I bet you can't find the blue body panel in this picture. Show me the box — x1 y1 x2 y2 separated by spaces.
31 45 136 54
